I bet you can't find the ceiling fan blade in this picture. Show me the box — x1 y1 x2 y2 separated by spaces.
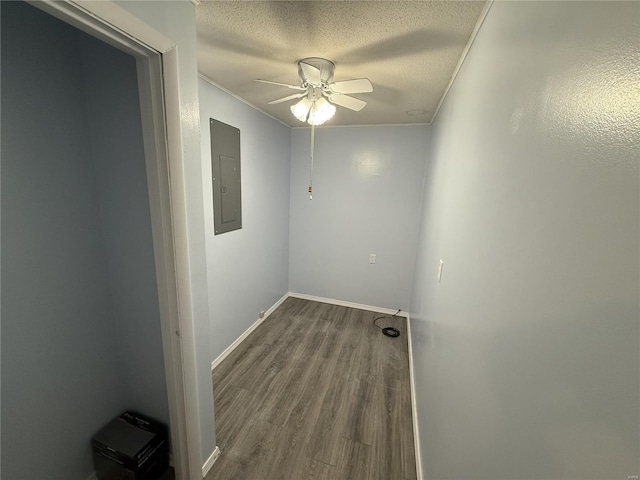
268 93 306 105
300 61 322 85
328 94 367 112
255 79 306 91
329 78 373 94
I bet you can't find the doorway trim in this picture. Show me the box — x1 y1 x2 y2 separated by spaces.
29 2 202 478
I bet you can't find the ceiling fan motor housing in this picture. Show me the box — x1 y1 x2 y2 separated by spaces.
298 57 335 86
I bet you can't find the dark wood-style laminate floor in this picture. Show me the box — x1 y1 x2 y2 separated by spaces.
206 297 416 480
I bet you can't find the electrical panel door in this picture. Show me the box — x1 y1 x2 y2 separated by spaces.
210 119 242 234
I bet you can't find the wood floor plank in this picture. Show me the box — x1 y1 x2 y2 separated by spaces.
306 458 337 480
285 357 339 431
258 349 319 426
207 298 416 480
227 344 279 391
218 421 283 479
335 436 372 480
368 378 417 480
339 374 377 446
213 384 250 439
304 359 354 466
263 423 338 480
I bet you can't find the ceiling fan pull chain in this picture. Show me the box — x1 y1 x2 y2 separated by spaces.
309 124 315 200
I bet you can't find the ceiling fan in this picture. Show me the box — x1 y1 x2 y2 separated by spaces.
256 57 373 125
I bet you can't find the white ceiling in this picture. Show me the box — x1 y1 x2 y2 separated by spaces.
196 1 488 127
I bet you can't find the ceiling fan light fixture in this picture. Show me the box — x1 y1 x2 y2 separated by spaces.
291 97 312 122
307 97 336 126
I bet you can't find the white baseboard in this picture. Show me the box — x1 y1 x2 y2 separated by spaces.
202 445 221 477
406 314 423 480
288 292 408 317
211 293 289 370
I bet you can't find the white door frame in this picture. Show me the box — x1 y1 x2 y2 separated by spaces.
28 2 203 479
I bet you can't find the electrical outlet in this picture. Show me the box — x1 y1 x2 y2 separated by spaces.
259 310 265 318
369 253 376 264
211 446 221 464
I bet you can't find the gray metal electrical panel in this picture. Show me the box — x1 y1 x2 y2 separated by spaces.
210 119 242 235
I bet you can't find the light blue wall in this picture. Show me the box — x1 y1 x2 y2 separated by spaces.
80 35 169 425
410 2 640 478
198 80 291 361
289 125 429 311
1 3 129 478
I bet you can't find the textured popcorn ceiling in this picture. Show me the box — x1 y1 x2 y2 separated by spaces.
196 1 487 126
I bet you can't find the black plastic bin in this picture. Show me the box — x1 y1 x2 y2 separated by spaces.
92 411 169 480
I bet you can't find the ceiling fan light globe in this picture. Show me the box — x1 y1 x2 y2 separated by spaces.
307 97 336 126
290 98 311 122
